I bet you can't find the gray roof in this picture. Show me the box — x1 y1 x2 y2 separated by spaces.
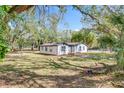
41 42 81 47
65 42 79 46
41 43 59 46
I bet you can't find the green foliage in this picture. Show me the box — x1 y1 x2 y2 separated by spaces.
98 34 117 50
74 5 124 70
0 43 8 59
71 29 97 47
108 13 124 69
71 31 83 42
0 35 8 60
0 6 11 59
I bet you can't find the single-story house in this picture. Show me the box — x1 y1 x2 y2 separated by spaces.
40 42 88 55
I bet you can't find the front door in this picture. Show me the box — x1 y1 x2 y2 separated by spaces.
70 46 75 53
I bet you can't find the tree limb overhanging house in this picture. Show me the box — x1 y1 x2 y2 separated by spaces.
40 42 88 55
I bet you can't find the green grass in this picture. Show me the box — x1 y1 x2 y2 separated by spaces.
57 52 115 64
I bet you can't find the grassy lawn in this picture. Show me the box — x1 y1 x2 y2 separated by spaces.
0 51 123 88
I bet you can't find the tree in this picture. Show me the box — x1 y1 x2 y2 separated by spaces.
74 5 124 70
0 6 11 60
109 13 124 70
71 29 97 48
98 34 117 51
57 30 72 42
71 31 83 42
3 5 124 70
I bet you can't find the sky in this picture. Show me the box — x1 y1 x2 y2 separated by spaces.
9 6 89 31
58 6 83 31
35 6 83 31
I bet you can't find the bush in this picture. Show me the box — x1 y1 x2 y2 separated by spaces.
0 43 8 59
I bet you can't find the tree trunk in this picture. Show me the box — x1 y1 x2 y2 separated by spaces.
116 31 124 70
38 40 43 51
31 43 35 51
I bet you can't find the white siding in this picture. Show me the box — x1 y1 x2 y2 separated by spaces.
58 44 69 55
76 44 87 53
40 46 58 55
40 43 88 55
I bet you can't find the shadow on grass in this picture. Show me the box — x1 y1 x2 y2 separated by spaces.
34 52 57 56
0 64 104 88
37 59 115 74
61 56 114 62
0 62 120 88
1 51 118 87
44 58 117 75
0 65 45 87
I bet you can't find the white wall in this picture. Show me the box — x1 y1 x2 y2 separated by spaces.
76 44 87 53
40 46 58 55
68 44 88 53
40 44 88 55
40 44 69 55
58 44 69 55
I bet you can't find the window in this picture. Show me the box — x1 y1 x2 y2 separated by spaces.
61 46 66 52
45 47 48 51
79 46 82 51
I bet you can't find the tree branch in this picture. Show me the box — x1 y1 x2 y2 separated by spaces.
73 5 100 25
8 5 33 14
